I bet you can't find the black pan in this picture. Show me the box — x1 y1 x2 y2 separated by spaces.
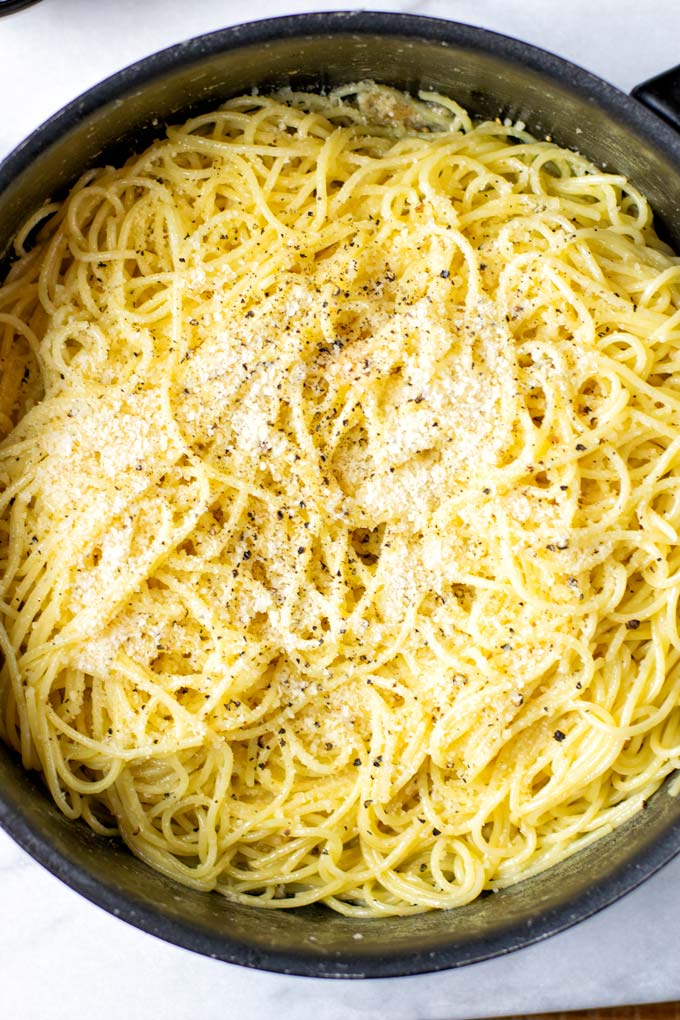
1 11 679 979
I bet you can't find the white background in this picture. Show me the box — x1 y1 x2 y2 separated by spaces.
1 2 680 1018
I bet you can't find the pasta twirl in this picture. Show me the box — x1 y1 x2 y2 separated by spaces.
0 84 679 916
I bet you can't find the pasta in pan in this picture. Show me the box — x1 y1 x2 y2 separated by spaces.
0 84 679 915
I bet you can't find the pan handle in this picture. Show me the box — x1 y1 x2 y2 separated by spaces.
632 65 680 132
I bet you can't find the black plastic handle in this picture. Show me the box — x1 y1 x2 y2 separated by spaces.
632 65 680 133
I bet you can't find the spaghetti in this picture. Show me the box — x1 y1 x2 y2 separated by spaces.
0 84 679 916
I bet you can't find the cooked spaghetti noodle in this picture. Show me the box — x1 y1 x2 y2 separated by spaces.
0 84 679 916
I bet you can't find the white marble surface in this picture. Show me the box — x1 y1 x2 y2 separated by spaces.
1 1 680 1017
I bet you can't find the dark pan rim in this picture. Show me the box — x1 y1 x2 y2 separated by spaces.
2 777 680 978
1 10 679 978
2 9 680 196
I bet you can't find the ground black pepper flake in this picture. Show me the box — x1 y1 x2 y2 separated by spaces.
432 827 441 836
625 619 641 630
553 729 566 742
